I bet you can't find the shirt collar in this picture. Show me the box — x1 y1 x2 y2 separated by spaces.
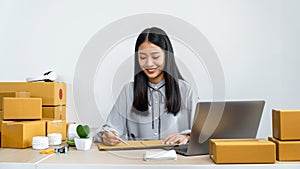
148 79 165 90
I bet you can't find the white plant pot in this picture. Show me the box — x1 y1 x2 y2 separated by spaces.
74 138 92 151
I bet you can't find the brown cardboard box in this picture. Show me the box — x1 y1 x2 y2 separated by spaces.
269 137 300 161
3 97 42 120
42 106 66 120
0 120 4 133
209 138 276 164
1 92 18 110
0 91 30 109
44 119 67 140
0 82 66 106
0 120 13 133
1 120 46 148
0 119 3 132
0 120 13 147
272 109 300 140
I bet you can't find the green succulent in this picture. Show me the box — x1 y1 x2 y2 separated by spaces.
76 124 90 138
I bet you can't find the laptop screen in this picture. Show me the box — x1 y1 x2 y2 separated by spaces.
182 100 265 155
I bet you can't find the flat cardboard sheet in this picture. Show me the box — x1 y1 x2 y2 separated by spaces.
98 140 178 151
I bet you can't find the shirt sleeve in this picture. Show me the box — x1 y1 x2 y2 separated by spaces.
178 80 194 135
93 84 131 142
186 83 193 129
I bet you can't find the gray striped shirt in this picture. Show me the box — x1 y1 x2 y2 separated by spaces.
94 79 193 141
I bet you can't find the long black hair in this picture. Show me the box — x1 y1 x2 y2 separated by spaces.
133 27 184 116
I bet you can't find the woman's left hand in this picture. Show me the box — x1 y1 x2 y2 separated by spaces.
162 133 190 145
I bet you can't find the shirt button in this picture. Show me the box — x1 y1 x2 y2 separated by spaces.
154 132 158 136
155 101 158 104
154 117 158 120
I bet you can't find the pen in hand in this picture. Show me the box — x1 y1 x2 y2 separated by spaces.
102 127 130 145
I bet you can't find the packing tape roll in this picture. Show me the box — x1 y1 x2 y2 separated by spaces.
32 136 49 150
48 133 62 145
67 124 79 140
16 91 30 98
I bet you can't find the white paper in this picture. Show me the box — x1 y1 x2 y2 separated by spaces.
143 149 177 161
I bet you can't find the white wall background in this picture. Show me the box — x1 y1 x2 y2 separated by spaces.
0 0 299 138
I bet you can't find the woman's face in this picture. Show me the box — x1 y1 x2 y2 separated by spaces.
138 41 165 84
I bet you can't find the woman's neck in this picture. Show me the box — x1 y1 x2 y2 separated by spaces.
148 72 164 84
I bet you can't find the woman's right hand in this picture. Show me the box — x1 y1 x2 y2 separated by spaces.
101 130 121 146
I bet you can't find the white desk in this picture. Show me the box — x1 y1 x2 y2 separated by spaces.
0 147 49 169
1 143 300 169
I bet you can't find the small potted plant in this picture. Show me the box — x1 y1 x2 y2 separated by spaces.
74 124 92 150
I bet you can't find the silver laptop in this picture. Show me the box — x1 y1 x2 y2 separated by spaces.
175 100 265 156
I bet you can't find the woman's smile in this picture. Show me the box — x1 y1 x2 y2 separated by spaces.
146 68 158 74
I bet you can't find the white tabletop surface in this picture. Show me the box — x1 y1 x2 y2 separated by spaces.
1 142 300 169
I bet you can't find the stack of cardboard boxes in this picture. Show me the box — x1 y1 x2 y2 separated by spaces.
210 109 300 164
269 109 300 161
0 82 66 148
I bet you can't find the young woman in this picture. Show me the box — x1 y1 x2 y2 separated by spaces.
94 27 193 145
